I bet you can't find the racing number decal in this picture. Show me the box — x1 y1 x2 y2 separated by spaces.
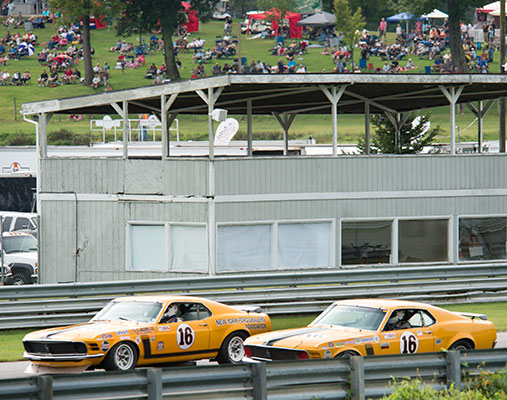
400 332 419 354
176 324 195 350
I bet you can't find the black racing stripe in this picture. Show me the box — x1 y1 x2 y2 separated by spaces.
141 339 219 359
44 324 93 339
264 327 325 346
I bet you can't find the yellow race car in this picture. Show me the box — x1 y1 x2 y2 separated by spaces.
23 295 271 373
243 299 496 361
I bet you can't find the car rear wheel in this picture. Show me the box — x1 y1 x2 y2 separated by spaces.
102 342 138 371
217 331 247 364
336 350 360 358
449 340 473 351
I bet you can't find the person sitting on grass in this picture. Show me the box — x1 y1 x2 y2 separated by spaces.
47 70 59 86
20 70 30 85
91 73 101 89
37 69 48 86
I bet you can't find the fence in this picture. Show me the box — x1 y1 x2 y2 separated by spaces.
1 263 507 330
89 118 179 143
2 349 507 400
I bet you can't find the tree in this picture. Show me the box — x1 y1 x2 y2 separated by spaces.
333 0 366 64
116 0 218 81
358 113 441 154
388 0 484 72
48 0 120 85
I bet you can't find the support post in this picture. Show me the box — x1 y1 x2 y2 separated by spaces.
272 112 296 156
439 86 464 155
39 112 48 159
364 101 370 155
446 350 462 390
251 362 267 400
38 375 53 400
147 368 162 400
320 85 347 156
350 356 365 400
196 87 224 160
160 94 178 159
247 99 253 157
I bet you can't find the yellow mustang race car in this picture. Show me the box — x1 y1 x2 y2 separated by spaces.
244 299 496 361
23 295 271 373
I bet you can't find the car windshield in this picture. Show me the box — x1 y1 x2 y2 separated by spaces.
2 235 37 253
91 301 163 323
310 305 387 331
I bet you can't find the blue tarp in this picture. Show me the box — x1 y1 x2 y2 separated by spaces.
386 12 414 22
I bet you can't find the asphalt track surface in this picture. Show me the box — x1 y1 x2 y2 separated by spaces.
1 332 507 380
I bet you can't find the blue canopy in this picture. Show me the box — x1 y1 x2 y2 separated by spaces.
386 12 414 22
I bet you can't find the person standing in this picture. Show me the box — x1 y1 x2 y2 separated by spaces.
378 18 387 40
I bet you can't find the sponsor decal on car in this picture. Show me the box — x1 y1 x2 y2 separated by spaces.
157 341 164 351
335 342 344 348
101 341 110 352
216 316 266 326
324 350 332 358
101 333 113 339
383 332 396 340
135 336 141 345
380 342 390 349
116 330 129 335
245 323 267 330
328 342 335 348
436 338 442 345
120 336 130 340
132 327 154 334
158 326 171 332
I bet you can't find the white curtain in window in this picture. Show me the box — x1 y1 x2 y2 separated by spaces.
130 225 166 271
217 225 271 271
171 225 207 273
278 222 331 268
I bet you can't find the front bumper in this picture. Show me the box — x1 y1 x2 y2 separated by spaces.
245 344 309 361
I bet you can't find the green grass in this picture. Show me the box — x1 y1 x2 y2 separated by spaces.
0 18 504 145
2 302 506 362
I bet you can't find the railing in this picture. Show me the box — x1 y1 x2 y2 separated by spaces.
89 118 179 143
1 263 507 330
1 349 506 400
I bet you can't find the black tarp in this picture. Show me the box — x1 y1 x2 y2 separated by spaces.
0 177 36 212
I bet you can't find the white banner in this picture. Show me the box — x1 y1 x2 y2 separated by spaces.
214 118 239 146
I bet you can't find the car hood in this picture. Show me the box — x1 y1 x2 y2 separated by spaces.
246 325 379 349
24 321 154 341
6 251 36 264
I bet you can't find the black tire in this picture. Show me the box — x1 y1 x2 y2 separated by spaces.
449 340 473 351
8 273 26 285
102 342 138 371
216 331 247 364
336 350 360 358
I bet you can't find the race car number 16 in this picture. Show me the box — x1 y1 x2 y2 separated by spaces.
177 324 195 350
400 332 419 354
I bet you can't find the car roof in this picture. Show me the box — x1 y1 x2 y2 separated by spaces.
1 231 34 237
112 295 220 304
334 298 438 311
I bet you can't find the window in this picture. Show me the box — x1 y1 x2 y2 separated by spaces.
128 223 207 273
171 226 207 273
459 217 507 261
399 219 448 263
217 224 271 272
278 222 331 268
1 216 12 232
341 220 391 265
130 225 166 271
408 310 436 328
14 217 30 231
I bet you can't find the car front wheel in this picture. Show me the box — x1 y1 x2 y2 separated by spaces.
217 332 247 364
103 342 138 371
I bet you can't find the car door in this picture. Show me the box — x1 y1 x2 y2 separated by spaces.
375 309 435 355
152 302 211 363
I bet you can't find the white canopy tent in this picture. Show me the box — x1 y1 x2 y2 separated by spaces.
421 9 448 19
489 6 507 16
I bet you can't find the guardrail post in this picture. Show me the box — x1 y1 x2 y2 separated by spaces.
446 350 462 390
350 356 365 400
147 368 162 400
38 375 53 400
251 362 267 400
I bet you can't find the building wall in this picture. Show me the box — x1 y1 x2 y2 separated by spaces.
39 155 507 283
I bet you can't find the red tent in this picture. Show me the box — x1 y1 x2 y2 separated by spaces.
248 8 302 38
182 2 199 32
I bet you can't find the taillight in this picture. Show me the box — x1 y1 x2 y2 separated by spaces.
244 346 252 357
297 351 309 360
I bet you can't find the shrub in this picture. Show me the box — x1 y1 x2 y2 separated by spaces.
5 132 35 146
48 129 90 145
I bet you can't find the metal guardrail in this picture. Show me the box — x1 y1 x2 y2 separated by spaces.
1 263 507 329
1 349 506 400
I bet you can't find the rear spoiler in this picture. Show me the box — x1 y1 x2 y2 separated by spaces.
456 312 488 321
231 305 264 314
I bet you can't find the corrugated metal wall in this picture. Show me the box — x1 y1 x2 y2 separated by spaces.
39 155 507 283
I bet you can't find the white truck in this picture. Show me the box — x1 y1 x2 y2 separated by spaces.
0 232 38 285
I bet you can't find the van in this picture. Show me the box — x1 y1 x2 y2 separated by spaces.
0 212 38 238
